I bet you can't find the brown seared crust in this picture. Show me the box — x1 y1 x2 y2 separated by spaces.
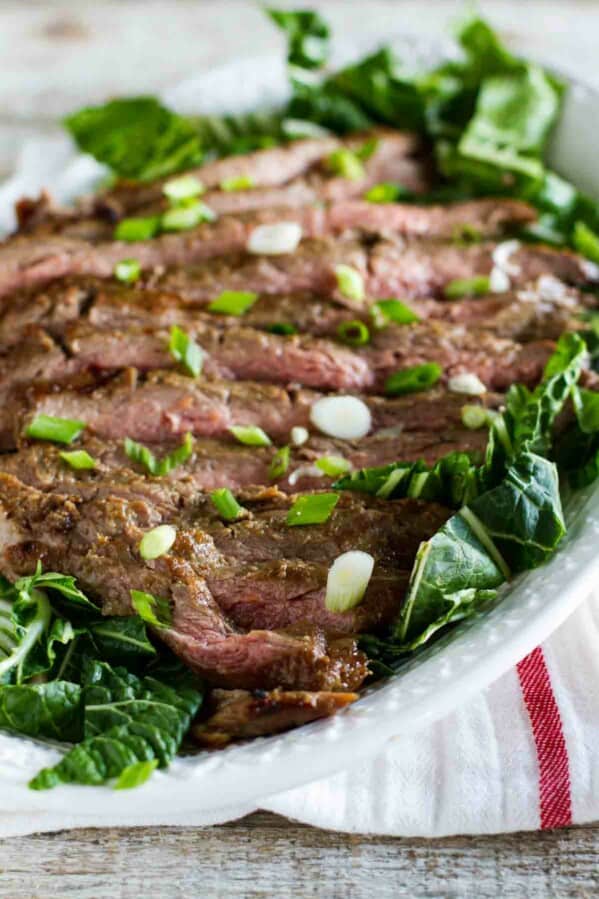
192 687 358 747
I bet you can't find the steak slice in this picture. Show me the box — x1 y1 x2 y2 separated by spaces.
27 130 430 239
0 199 539 299
13 369 500 450
191 687 358 747
55 316 553 393
0 473 448 688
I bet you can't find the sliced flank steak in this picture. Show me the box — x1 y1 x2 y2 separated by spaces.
21 129 431 238
0 198 539 299
11 369 503 451
0 473 449 689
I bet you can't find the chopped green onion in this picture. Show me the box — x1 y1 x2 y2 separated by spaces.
452 223 483 245
335 265 365 302
115 759 159 790
315 455 351 477
269 445 291 479
364 182 410 203
168 325 204 377
207 290 259 316
326 148 365 180
265 322 298 336
325 550 374 612
130 589 172 627
573 221 599 264
114 258 141 283
161 201 215 231
370 299 419 328
336 319 370 346
210 488 246 521
139 524 177 560
115 216 160 242
376 467 411 499
355 137 379 161
25 415 86 445
444 276 490 299
220 174 254 191
230 425 272 447
124 432 193 477
163 174 205 203
59 449 96 470
461 404 489 430
286 492 339 526
384 363 442 396
281 118 333 140
407 471 430 498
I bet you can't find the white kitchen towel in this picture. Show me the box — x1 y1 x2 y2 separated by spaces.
0 71 597 834
0 588 596 839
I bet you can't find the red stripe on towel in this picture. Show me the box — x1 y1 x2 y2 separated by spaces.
517 647 572 829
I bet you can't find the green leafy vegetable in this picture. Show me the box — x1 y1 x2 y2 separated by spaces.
30 660 202 789
115 758 159 790
64 97 203 181
130 590 172 628
267 8 330 69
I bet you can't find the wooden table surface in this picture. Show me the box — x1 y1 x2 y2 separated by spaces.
0 2 598 896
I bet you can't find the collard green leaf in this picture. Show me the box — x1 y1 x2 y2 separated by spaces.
64 97 203 182
0 681 82 742
29 661 203 790
88 617 157 667
468 452 565 572
394 514 505 643
267 8 330 69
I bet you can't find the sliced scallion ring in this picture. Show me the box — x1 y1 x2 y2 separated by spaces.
461 404 489 429
208 290 259 316
59 449 96 470
161 201 216 231
335 265 365 303
325 550 375 612
220 174 254 191
286 492 339 527
115 216 160 242
163 174 205 203
336 319 370 346
25 415 86 445
210 488 246 521
139 525 177 561
315 455 351 477
230 425 272 447
114 258 141 283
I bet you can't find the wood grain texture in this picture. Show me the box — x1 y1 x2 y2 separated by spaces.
0 1 599 895
0 812 598 899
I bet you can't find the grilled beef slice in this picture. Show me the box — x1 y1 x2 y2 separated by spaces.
0 199 538 299
0 473 449 689
191 687 358 746
22 130 431 238
12 370 501 450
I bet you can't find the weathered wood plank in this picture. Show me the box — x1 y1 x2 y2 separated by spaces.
0 813 598 899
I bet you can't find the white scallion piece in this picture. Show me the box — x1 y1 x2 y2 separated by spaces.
290 426 309 446
489 266 510 293
492 239 521 276
334 264 365 302
325 550 375 613
247 222 302 255
448 372 487 396
310 395 372 440
287 464 323 487
139 525 177 561
461 404 489 429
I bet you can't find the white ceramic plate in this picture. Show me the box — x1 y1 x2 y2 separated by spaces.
0 35 598 820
